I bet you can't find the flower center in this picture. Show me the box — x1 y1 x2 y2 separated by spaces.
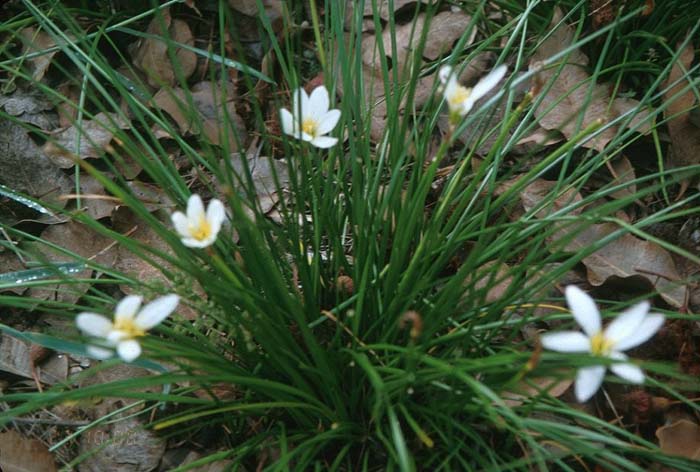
190 216 212 241
302 118 318 138
590 332 614 356
113 318 146 339
448 85 471 108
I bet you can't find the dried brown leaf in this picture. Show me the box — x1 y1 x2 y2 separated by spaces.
27 221 117 305
656 419 700 459
0 430 57 472
563 223 686 307
43 112 130 168
363 0 428 20
131 8 196 88
662 36 700 168
19 27 58 82
0 121 72 207
530 9 650 151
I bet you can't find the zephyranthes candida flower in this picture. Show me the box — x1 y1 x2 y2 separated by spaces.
439 64 507 124
76 294 179 362
541 285 664 402
171 194 225 248
279 85 341 148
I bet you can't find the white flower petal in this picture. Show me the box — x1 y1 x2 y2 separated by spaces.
316 109 341 135
114 295 142 325
470 64 507 103
186 194 205 221
613 313 664 351
604 301 650 347
610 362 645 384
308 85 330 120
575 365 606 402
181 237 212 248
565 286 601 336
292 88 310 120
86 345 114 360
117 339 142 362
279 107 295 136
171 211 190 238
76 313 113 337
310 136 338 148
107 329 128 344
135 294 179 330
206 198 226 233
540 331 591 352
438 65 453 85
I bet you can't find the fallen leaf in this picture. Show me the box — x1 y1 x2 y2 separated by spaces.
131 8 197 88
226 153 289 213
153 81 247 150
0 121 72 207
662 35 700 170
530 9 650 152
563 223 686 308
605 155 636 199
78 364 166 472
125 180 174 212
79 174 118 220
179 451 234 471
656 419 700 459
0 430 57 472
502 375 573 407
19 27 58 82
43 112 130 168
362 0 426 20
27 221 117 305
463 261 513 304
520 179 583 218
0 88 57 130
0 334 65 385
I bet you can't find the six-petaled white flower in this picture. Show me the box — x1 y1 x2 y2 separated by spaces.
76 294 180 362
541 285 664 403
439 64 507 124
279 85 341 148
171 194 225 248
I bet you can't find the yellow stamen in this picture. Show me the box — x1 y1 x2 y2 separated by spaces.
190 216 212 241
302 118 318 137
448 86 471 108
113 318 146 338
590 332 614 356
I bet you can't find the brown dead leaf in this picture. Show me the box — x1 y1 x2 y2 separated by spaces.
502 375 573 407
0 430 57 472
372 10 473 74
153 81 247 150
0 121 72 208
125 180 174 212
79 174 118 220
19 27 58 82
563 223 686 308
362 0 427 20
518 180 685 306
606 155 637 199
226 153 289 214
78 364 166 472
27 221 117 305
656 419 700 459
43 112 130 168
131 8 197 88
0 334 66 385
530 9 651 152
662 36 700 170
0 88 57 130
463 261 513 304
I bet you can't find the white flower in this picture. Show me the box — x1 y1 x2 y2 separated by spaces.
279 85 341 148
171 194 225 248
439 64 507 123
541 285 664 402
76 294 179 362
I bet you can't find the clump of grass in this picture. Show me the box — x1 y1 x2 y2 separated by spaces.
0 0 699 470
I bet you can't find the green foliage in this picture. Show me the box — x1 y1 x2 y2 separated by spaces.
0 0 699 470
